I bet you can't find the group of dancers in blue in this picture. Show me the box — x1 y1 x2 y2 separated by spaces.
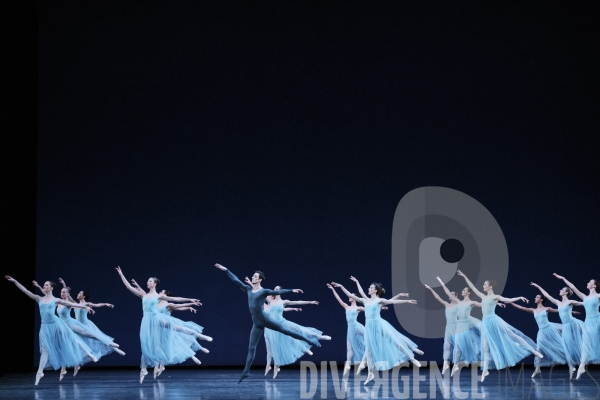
4 265 599 386
426 271 599 381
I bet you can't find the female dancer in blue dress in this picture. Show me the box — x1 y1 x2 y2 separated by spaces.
424 283 458 375
327 283 367 375
263 285 329 378
530 282 587 379
116 266 201 383
435 277 499 377
504 292 569 378
215 263 322 383
332 277 422 385
552 274 599 378
457 270 543 382
5 276 96 385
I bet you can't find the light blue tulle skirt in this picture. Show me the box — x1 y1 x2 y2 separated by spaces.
347 321 366 364
170 315 206 353
64 317 116 360
140 312 195 367
443 321 457 361
453 317 481 365
480 314 537 370
583 315 600 364
365 317 419 371
535 322 567 367
561 319 589 365
39 319 93 370
265 320 321 366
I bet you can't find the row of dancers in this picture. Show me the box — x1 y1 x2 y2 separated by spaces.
5 266 599 386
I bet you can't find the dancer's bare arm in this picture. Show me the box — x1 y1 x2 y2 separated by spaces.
530 283 561 306
456 270 486 299
5 276 39 301
327 283 349 309
553 274 586 300
116 266 144 298
425 283 450 306
331 282 363 303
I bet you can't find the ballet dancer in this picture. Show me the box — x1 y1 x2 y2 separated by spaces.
263 296 302 377
532 280 590 379
503 292 569 378
215 263 322 383
424 283 458 375
457 270 543 382
5 276 97 385
263 285 329 378
115 266 201 383
327 283 367 375
553 274 600 378
332 277 422 385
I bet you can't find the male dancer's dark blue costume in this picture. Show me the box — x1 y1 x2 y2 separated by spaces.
225 269 320 383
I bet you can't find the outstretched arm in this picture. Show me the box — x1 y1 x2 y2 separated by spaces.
350 276 368 300
326 283 349 309
381 298 418 305
56 299 94 313
507 302 533 313
116 266 144 298
530 283 560 306
87 302 114 308
130 279 147 296
5 276 39 301
456 270 486 299
331 282 364 303
570 301 584 307
497 295 528 304
284 300 318 306
435 276 461 303
216 264 251 292
424 285 449 306
284 307 302 312
553 274 586 300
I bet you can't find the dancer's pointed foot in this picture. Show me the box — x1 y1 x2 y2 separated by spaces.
198 334 212 342
481 369 489 382
442 361 449 375
140 369 148 384
451 364 460 377
238 372 250 384
343 362 351 376
73 366 81 377
356 361 367 375
533 351 544 359
153 367 160 380
320 335 331 340
192 357 201 365
569 366 576 380
200 347 209 354
59 368 67 381
110 342 120 348
576 365 586 380
414 349 424 355
265 365 272 376
35 372 44 385
364 372 374 385
89 354 98 363
306 350 313 356
273 367 280 379
115 348 126 356
531 367 541 378
410 358 421 368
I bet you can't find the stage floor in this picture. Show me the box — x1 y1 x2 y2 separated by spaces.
1 366 598 399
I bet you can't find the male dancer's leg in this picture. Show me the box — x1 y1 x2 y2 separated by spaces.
239 324 264 383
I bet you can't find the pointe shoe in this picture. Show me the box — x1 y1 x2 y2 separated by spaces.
451 364 460 377
73 366 80 377
157 366 166 376
441 362 449 374
59 368 67 381
356 361 366 375
200 347 209 354
576 365 586 380
343 363 351 375
265 365 272 376
153 368 159 380
306 350 313 356
414 349 424 355
192 357 201 365
569 366 575 380
198 334 213 342
110 343 120 348
140 369 148 384
238 372 250 384
410 359 421 368
89 354 98 363
533 351 544 359
35 372 44 385
364 372 374 385
531 368 541 378
115 348 126 356
321 335 331 340
481 369 489 382
273 367 280 379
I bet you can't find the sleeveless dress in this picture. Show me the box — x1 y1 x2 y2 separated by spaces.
582 296 600 364
345 308 366 364
140 296 177 367
453 302 482 365
479 297 537 370
38 298 93 370
443 306 458 361
532 309 567 367
57 305 115 360
363 301 419 371
264 302 321 366
157 303 204 360
557 302 588 366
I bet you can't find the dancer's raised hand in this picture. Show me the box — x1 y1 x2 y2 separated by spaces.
350 276 358 283
58 277 66 287
292 289 303 293
86 307 95 314
407 300 417 304
32 280 43 290
456 270 465 277
331 282 342 288
326 283 334 289
215 264 227 271
5 275 15 282
244 276 252 285
553 273 564 280
310 301 319 305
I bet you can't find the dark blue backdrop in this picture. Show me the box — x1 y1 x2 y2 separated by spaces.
32 2 599 367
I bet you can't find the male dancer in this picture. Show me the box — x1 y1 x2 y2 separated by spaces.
215 264 321 383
